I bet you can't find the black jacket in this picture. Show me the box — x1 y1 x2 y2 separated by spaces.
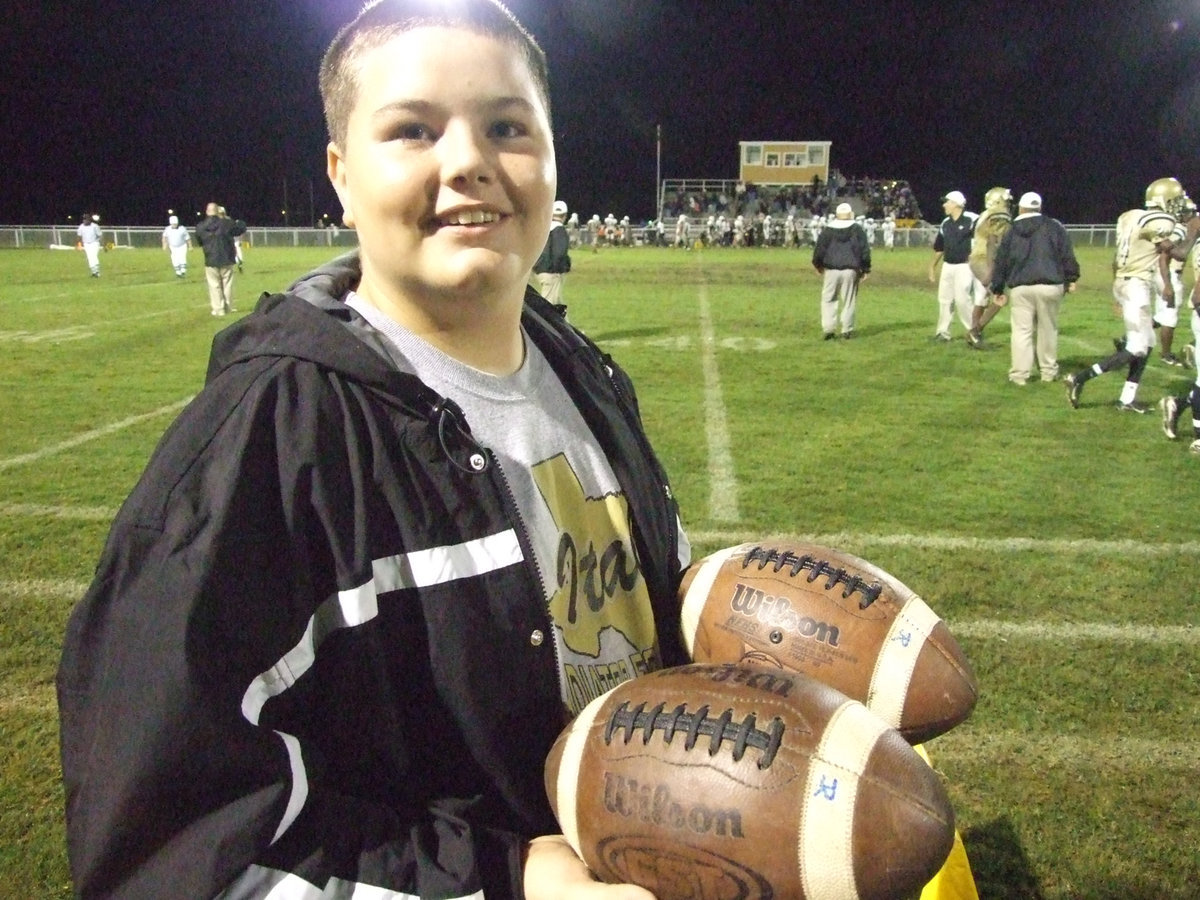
195 214 248 267
532 222 571 274
57 253 687 899
812 221 871 273
989 213 1080 293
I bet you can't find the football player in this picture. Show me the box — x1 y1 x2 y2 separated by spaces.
966 186 1014 348
1066 177 1188 412
882 214 896 249
1157 208 1200 449
1153 196 1195 365
76 214 103 277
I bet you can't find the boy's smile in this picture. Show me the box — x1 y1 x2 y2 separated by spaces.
328 26 555 344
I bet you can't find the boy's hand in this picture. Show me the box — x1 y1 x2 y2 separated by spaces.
524 835 657 900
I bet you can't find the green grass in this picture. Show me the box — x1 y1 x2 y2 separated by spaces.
3 243 1199 898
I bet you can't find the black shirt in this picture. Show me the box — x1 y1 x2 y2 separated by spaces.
933 212 977 264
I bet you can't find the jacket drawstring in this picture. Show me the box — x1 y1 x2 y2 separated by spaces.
430 398 490 474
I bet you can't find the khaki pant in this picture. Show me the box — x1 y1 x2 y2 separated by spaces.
1008 283 1063 383
205 266 235 315
536 272 565 305
820 269 859 335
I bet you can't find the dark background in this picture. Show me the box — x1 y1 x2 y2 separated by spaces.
4 0 1199 226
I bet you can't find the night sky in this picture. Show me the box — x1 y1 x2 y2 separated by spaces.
5 1 1200 227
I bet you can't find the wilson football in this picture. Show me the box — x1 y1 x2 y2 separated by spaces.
544 663 956 900
678 541 977 744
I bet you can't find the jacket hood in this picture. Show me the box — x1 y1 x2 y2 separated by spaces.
1011 213 1045 236
195 217 222 237
206 252 402 388
201 252 579 470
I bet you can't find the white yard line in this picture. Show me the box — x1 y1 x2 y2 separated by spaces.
0 397 191 471
689 528 1200 558
928 728 1197 770
0 503 117 521
952 619 1199 644
3 576 1194 647
1 578 91 600
697 280 741 523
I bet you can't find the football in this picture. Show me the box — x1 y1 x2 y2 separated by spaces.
678 541 978 744
544 663 956 900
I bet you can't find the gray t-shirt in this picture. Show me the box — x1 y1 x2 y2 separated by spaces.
346 294 661 715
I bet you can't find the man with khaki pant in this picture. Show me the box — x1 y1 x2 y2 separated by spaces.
989 192 1080 384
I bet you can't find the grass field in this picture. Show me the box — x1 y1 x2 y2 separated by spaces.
2 242 1198 898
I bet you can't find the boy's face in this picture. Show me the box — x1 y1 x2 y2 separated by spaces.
328 26 555 309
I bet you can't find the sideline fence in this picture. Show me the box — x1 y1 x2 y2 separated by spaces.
0 223 1119 251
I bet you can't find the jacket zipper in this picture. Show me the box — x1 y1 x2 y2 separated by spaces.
484 447 564 692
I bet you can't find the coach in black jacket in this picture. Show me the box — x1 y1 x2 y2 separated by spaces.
533 199 572 308
812 202 871 339
194 202 247 316
989 191 1080 384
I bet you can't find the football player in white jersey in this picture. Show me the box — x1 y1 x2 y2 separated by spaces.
881 215 896 249
1067 178 1187 412
161 214 191 277
76 214 103 277
808 214 822 245
673 213 689 248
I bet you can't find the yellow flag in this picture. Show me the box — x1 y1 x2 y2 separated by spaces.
914 744 979 900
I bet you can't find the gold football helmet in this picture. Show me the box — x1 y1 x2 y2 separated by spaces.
1145 177 1188 216
983 186 1013 212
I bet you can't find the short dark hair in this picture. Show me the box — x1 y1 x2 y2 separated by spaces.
319 0 551 149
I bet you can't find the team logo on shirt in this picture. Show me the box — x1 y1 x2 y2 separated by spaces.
532 453 658 713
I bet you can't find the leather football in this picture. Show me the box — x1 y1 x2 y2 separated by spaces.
679 542 978 744
544 663 956 900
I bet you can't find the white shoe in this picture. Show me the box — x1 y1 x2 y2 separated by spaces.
1160 397 1180 440
1189 439 1200 455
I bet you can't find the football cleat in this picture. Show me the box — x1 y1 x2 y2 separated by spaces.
1162 353 1184 367
1117 400 1151 414
1066 373 1083 408
1184 344 1196 368
1190 439 1200 455
1161 396 1181 439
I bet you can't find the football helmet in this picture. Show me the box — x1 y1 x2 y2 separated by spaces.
1145 177 1188 216
983 186 1013 212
